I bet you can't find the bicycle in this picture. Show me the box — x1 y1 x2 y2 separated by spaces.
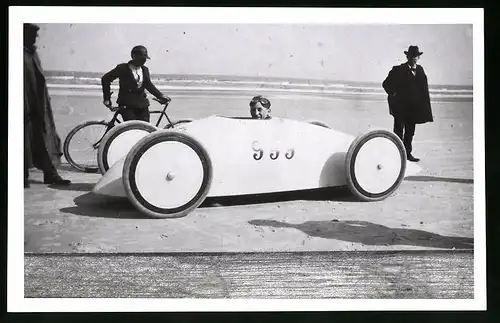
63 95 192 173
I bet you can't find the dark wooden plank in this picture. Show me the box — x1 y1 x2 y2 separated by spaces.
24 251 473 299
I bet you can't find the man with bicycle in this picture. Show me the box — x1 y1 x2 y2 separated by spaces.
101 45 170 122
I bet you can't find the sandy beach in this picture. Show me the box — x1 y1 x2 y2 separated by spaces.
23 88 474 253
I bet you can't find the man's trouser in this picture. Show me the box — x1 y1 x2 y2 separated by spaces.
393 116 416 155
120 106 150 123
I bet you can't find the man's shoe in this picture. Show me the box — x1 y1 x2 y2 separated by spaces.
407 154 420 162
44 175 71 185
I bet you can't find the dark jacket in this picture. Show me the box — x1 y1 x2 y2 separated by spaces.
382 63 434 124
101 62 164 108
24 45 63 170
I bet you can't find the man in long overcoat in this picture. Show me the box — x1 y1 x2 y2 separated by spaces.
382 45 434 162
24 23 71 188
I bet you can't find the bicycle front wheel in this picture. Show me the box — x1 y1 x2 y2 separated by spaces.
63 120 109 173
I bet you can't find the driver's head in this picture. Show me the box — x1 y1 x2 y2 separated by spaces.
130 45 150 66
249 96 272 119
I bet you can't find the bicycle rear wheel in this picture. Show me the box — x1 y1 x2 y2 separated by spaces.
63 120 109 173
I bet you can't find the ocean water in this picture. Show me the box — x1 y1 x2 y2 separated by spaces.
44 70 473 101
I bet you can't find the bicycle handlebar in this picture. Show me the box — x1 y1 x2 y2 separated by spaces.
108 96 171 111
107 95 174 128
152 97 171 104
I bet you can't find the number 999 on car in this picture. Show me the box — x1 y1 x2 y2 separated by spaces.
251 140 295 161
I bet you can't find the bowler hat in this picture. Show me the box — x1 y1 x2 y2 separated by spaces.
404 45 423 57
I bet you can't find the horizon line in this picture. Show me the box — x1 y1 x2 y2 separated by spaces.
44 69 473 88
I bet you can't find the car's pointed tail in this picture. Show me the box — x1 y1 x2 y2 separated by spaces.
92 157 127 197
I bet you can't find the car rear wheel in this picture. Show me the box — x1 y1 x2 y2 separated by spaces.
345 129 406 201
97 120 157 174
122 131 213 219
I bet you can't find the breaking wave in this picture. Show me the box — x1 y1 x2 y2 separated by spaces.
44 71 473 100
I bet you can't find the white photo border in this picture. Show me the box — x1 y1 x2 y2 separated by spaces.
8 6 485 312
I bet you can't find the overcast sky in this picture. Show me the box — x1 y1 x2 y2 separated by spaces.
35 23 473 85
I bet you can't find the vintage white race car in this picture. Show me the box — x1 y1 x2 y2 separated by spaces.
92 116 421 218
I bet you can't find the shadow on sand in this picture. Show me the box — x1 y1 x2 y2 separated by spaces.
49 175 473 196
201 186 357 207
60 187 356 220
27 180 93 192
57 164 99 174
60 193 142 219
48 182 95 192
405 176 473 184
248 219 474 249
27 179 44 185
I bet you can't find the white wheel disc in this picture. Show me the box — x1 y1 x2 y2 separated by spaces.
353 137 402 194
133 141 204 209
107 130 152 168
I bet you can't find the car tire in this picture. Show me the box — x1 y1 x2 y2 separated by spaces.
98 120 157 174
345 129 407 201
122 130 213 219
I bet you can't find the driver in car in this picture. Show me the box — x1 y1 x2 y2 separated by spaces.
249 95 272 119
